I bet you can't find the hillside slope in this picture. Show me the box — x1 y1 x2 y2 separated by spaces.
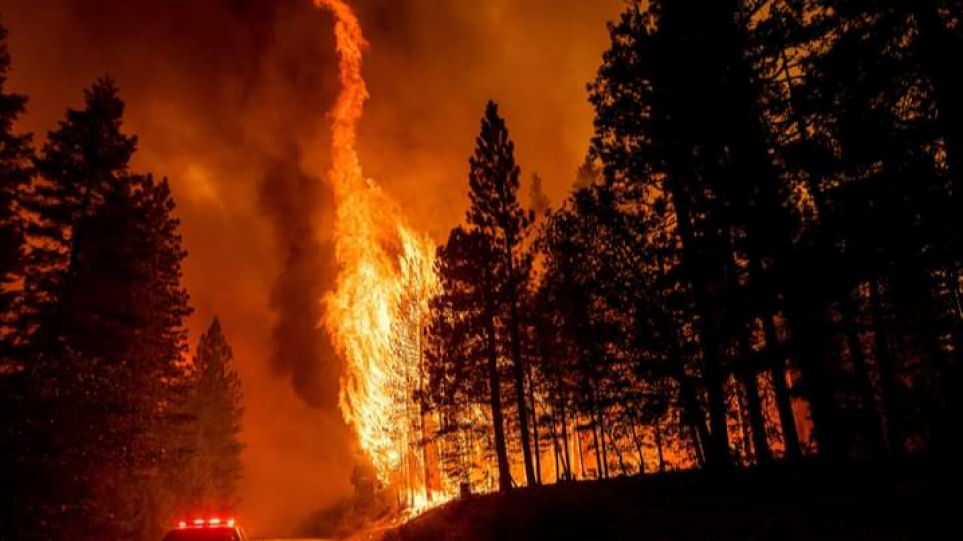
385 460 948 541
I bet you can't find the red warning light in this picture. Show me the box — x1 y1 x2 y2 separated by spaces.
175 517 238 529
176 517 236 529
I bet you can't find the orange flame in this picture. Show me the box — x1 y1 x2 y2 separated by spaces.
313 0 448 507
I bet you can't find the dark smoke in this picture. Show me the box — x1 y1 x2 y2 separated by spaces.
259 148 340 410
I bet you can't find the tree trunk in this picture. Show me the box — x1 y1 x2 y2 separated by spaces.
484 269 512 492
417 335 431 500
791 299 842 460
576 418 587 479
737 311 772 464
725 0 836 464
763 315 802 461
776 40 841 462
606 422 627 476
504 237 536 486
664 174 731 471
744 241 802 461
629 419 646 474
686 409 706 469
839 291 886 458
869 279 902 455
655 420 666 473
656 236 716 470
550 412 561 482
595 386 610 479
526 365 542 484
559 399 572 480
591 415 603 479
736 389 753 464
726 245 772 464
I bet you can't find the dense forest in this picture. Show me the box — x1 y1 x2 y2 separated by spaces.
0 18 245 541
421 0 963 492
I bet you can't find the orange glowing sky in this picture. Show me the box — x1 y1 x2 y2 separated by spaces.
3 0 621 534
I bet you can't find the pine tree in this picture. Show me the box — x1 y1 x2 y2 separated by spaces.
538 189 620 478
0 17 35 534
466 101 537 486
12 77 140 541
589 1 737 470
185 318 245 512
425 226 513 492
0 17 33 358
12 80 192 541
792 0 962 458
22 77 137 351
133 174 195 541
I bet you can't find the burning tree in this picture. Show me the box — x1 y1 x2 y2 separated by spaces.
313 0 447 510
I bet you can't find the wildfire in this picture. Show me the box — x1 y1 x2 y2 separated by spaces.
313 0 447 508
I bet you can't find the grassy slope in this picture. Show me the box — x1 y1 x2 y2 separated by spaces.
384 459 950 541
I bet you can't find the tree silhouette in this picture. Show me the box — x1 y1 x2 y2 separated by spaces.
425 226 513 492
0 17 37 539
466 101 538 486
0 17 33 357
4 79 194 541
22 77 138 352
185 318 245 511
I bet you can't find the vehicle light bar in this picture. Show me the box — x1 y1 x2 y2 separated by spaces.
175 518 236 529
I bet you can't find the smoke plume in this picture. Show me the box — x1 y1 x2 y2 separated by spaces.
259 148 340 411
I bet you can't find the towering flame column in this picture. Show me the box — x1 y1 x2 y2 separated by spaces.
313 0 439 504
314 0 367 201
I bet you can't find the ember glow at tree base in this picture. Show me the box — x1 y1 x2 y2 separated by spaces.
313 0 449 509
